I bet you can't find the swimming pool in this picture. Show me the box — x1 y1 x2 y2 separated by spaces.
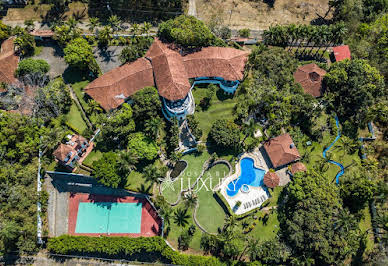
226 158 266 197
75 202 142 234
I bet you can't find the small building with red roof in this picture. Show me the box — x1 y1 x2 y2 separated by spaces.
263 134 301 169
293 63 326 97
332 45 351 62
53 134 94 171
290 162 307 175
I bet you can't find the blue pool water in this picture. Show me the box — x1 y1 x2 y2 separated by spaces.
226 158 266 197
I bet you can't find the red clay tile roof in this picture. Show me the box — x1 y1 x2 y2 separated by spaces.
332 45 351 61
84 58 154 111
30 29 54 37
293 63 326 97
264 172 280 188
53 143 74 161
264 134 300 168
0 38 19 86
290 162 307 175
146 39 191 101
183 47 248 81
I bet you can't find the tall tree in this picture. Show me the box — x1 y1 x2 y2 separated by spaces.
174 208 190 227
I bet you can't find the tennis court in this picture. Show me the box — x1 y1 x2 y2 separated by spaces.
75 202 142 234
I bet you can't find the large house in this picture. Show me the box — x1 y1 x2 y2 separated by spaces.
0 37 19 93
53 134 93 171
263 134 301 169
85 38 249 121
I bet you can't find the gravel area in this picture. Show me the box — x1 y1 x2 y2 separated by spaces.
93 46 125 74
32 41 68 78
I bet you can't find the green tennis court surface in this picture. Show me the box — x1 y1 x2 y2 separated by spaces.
75 202 142 234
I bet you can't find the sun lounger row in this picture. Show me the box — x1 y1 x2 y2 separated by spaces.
243 195 267 209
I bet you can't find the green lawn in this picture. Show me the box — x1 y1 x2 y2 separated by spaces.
249 210 279 241
82 149 103 167
66 101 88 134
71 81 101 124
196 163 229 233
192 86 238 140
359 207 375 255
125 170 152 194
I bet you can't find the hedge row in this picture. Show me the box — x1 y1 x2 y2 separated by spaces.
47 235 223 266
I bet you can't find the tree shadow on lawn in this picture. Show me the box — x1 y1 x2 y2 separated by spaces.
63 67 92 84
206 142 240 159
216 89 234 101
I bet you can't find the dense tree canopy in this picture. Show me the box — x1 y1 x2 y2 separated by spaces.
324 59 386 137
64 37 100 75
92 152 125 188
119 37 153 64
127 132 158 161
158 15 217 48
278 170 361 264
16 58 50 77
209 119 241 151
131 87 162 126
14 30 35 56
0 20 11 43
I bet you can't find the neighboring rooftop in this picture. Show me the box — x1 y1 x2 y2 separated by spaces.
264 134 300 169
264 171 280 188
332 45 351 62
293 63 326 97
30 29 54 37
84 58 154 111
0 37 19 87
290 162 307 175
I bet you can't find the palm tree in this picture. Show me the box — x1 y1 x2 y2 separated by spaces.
295 24 309 55
160 206 172 234
130 23 140 37
66 17 78 30
301 26 318 56
118 150 138 175
87 99 102 114
141 22 152 36
184 192 198 209
286 24 297 51
174 208 190 227
98 25 112 47
143 164 160 185
108 15 122 33
87 17 100 33
144 117 162 140
242 118 256 144
223 215 238 232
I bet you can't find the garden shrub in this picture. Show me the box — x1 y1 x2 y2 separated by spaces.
47 235 223 266
16 58 50 77
170 160 187 179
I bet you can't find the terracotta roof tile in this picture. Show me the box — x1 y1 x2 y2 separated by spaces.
183 47 248 81
146 39 191 101
293 63 326 97
290 162 307 175
84 58 154 111
30 29 54 37
332 45 351 61
53 143 74 161
264 134 300 168
0 38 19 85
264 172 280 188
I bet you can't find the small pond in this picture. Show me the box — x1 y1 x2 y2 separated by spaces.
170 160 188 180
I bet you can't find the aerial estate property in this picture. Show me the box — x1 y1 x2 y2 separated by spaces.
0 1 387 265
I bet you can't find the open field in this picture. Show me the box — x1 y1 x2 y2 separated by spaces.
197 0 332 30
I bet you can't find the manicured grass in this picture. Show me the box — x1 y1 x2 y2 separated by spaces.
196 163 229 233
192 86 238 140
249 210 279 241
66 102 88 134
359 207 375 255
162 151 211 203
125 170 152 194
82 149 102 167
266 186 284 208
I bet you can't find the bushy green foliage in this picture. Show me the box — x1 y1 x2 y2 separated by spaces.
35 78 72 121
64 38 101 75
131 87 162 126
127 132 158 161
186 115 203 140
0 20 11 43
14 30 36 56
331 0 388 23
238 28 250 38
158 15 216 48
53 24 81 46
92 151 125 188
99 103 136 148
119 37 153 64
47 235 223 266
324 59 386 137
209 119 241 151
278 170 361 264
16 58 50 77
166 118 179 155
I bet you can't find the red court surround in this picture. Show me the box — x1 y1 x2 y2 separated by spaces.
68 193 162 237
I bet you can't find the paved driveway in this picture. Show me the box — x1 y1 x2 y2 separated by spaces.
93 46 124 74
32 41 68 78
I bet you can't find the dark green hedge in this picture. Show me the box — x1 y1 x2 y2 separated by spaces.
47 235 223 266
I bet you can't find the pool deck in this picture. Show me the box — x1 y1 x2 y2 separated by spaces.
68 193 162 237
218 147 270 215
